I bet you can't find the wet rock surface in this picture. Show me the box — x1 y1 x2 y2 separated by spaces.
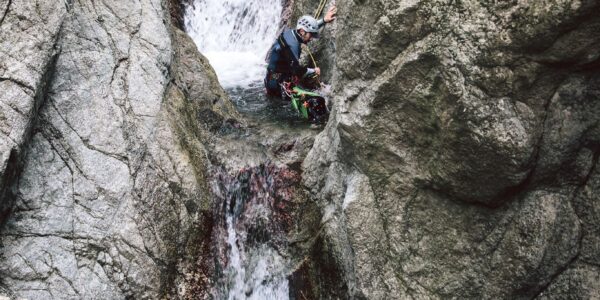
1 0 599 299
0 0 236 298
298 0 600 298
1 0 323 298
203 91 322 298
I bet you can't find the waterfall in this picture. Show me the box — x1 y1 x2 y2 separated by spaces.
184 2 298 298
211 165 296 300
184 0 283 88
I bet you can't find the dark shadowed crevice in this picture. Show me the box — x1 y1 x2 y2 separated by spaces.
0 149 18 227
169 0 193 30
0 0 11 28
0 20 64 232
289 234 353 300
540 58 600 71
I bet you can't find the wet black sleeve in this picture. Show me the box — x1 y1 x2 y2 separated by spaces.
289 51 308 77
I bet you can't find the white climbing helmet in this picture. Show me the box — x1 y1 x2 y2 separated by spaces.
296 15 320 34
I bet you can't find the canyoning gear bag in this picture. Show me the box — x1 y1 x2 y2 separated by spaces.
291 87 328 123
281 82 329 123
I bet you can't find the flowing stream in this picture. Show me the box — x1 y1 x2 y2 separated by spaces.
184 1 297 299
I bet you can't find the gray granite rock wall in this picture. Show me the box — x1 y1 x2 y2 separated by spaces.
299 0 600 298
0 0 234 298
1 0 598 298
0 0 68 226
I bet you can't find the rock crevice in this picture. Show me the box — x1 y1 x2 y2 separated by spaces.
1 0 599 299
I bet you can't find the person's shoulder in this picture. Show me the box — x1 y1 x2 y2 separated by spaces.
282 28 295 37
282 29 299 45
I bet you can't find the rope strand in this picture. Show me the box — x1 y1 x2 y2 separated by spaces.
314 0 327 19
310 0 328 86
304 45 318 69
303 45 321 85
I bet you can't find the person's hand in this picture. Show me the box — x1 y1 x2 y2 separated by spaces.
315 67 321 76
324 5 337 23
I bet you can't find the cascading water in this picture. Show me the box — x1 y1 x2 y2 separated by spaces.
185 0 302 124
184 0 283 89
210 165 299 299
184 1 301 299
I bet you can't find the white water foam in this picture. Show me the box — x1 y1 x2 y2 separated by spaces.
224 214 289 300
209 165 291 300
186 2 292 298
184 0 283 88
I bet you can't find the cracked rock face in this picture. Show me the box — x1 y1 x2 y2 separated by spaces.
0 0 67 223
300 0 600 298
0 0 234 298
1 0 599 298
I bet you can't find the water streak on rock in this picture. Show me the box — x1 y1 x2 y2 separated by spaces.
210 164 300 299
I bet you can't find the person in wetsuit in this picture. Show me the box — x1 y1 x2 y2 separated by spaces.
264 6 337 97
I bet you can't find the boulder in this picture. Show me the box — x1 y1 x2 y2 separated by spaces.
300 0 600 298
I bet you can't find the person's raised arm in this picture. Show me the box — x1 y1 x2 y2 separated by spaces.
317 5 337 28
324 5 337 23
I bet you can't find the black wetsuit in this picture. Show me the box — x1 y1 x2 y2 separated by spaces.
264 29 307 96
